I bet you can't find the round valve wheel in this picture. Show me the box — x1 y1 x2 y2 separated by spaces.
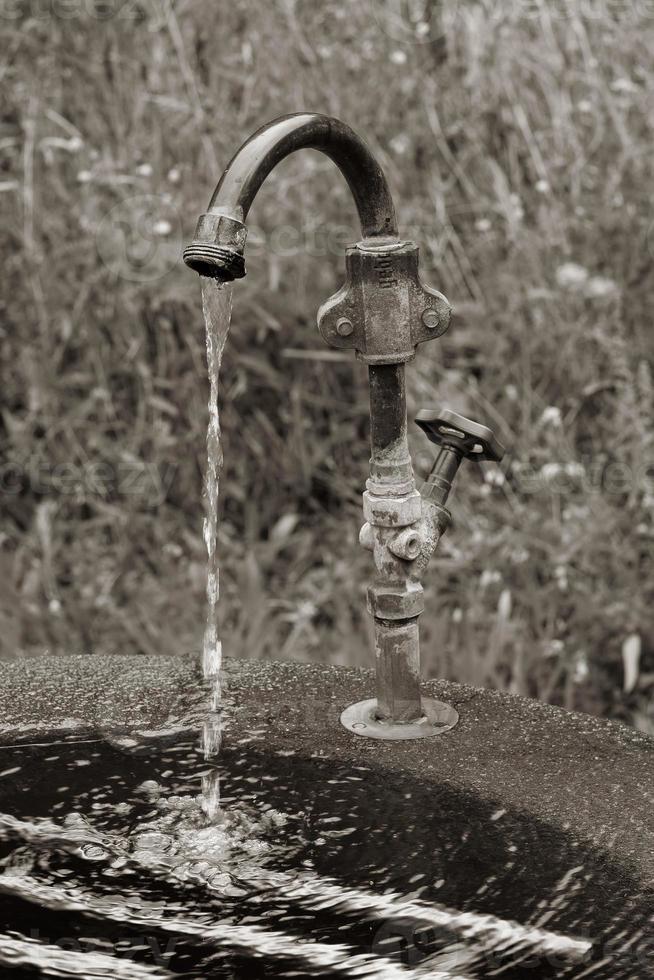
415 408 505 463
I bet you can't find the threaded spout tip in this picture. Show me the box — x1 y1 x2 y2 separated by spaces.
182 242 246 282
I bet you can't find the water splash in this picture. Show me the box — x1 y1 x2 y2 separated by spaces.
0 931 169 980
200 279 233 819
0 808 592 979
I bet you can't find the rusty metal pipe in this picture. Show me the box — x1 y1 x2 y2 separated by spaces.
366 364 422 723
208 112 398 238
374 618 421 722
183 113 398 280
368 365 414 490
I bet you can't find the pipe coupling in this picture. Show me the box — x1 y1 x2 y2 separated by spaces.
183 211 248 281
317 241 451 364
367 582 424 620
362 488 421 528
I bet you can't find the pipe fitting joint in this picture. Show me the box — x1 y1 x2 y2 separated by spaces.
317 241 451 364
367 583 424 620
387 527 423 561
183 211 248 281
362 488 421 528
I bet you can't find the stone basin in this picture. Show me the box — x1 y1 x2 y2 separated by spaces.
0 654 652 978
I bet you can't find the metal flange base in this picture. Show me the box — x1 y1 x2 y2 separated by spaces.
340 697 459 741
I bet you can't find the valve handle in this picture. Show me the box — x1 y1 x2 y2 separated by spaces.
415 408 505 463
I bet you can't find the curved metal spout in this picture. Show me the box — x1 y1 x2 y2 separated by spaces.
183 112 398 280
209 112 398 236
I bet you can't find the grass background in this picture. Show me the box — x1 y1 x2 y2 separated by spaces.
1 0 653 730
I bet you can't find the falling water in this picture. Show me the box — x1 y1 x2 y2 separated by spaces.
200 278 233 820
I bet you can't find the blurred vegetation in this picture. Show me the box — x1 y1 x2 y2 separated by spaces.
1 0 653 729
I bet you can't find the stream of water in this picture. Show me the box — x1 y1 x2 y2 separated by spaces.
199 279 233 821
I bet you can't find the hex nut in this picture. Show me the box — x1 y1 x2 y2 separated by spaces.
366 583 425 620
193 212 248 250
363 489 422 528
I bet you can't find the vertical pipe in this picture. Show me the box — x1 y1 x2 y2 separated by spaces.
367 365 414 490
375 618 421 721
367 364 422 723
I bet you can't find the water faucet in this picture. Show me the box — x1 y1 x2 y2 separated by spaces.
183 112 504 740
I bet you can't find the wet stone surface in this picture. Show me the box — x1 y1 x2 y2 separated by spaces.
0 655 201 739
0 655 652 977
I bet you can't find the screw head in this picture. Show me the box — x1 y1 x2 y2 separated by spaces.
422 308 440 330
336 317 354 337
